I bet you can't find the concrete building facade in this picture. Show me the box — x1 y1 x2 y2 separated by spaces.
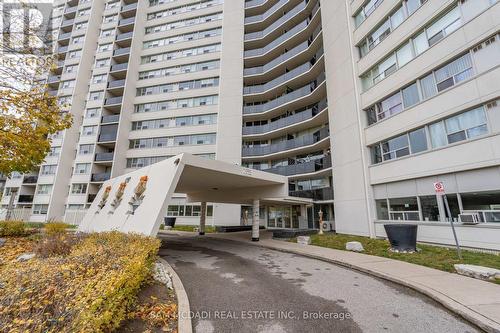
1 0 499 249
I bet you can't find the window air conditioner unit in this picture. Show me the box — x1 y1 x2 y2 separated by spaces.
459 213 481 225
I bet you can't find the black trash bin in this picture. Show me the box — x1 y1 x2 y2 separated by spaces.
164 217 176 228
384 224 418 252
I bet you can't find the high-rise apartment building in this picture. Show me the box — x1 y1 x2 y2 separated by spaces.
2 0 499 249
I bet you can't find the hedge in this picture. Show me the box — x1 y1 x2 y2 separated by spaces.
0 232 160 332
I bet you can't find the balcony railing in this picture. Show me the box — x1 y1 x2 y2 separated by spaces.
245 0 287 25
95 152 114 162
118 17 135 26
245 0 266 8
121 3 138 12
263 157 332 176
108 79 126 88
64 6 78 14
101 114 120 124
244 32 323 76
243 61 317 95
116 32 133 41
110 63 128 71
244 20 308 58
290 187 334 201
57 46 69 53
242 100 327 135
47 76 60 83
58 32 72 40
104 96 123 105
245 0 307 41
61 19 74 27
243 73 325 115
242 127 329 157
91 173 111 182
18 195 34 203
113 47 130 56
98 132 117 142
23 176 38 184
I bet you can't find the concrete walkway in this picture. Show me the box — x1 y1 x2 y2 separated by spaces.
189 231 500 333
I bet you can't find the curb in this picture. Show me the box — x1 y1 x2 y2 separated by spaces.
206 234 500 333
158 258 193 333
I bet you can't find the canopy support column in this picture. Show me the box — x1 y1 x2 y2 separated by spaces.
252 199 260 241
199 202 207 235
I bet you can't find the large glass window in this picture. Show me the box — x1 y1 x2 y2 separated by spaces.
420 196 439 221
381 134 410 161
376 199 389 220
408 128 427 153
389 197 419 221
426 6 461 46
430 107 488 148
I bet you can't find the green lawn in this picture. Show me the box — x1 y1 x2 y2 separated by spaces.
293 233 500 281
169 225 216 233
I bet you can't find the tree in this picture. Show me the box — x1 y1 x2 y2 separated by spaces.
0 1 72 176
0 87 72 176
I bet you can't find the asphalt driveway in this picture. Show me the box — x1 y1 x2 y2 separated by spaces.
159 234 479 333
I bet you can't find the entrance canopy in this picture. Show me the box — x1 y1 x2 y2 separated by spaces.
78 154 311 236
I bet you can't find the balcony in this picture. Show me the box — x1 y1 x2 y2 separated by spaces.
58 32 72 41
263 157 332 177
245 0 266 8
244 33 323 77
121 3 138 12
118 17 135 27
245 0 307 41
242 127 329 157
23 176 38 184
243 73 326 115
101 114 120 124
91 173 111 182
243 60 319 96
18 195 34 203
98 133 117 142
244 20 308 58
110 63 128 72
113 47 130 56
116 31 133 41
61 19 74 27
95 152 114 162
290 187 334 201
245 0 287 25
47 76 60 83
57 46 68 54
64 6 78 14
104 96 123 105
108 79 125 88
242 100 327 135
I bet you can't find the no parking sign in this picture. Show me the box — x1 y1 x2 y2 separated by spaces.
433 182 445 195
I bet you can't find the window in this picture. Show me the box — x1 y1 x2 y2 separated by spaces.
36 184 53 195
426 6 461 46
41 165 57 175
89 91 103 101
389 197 419 221
61 80 75 89
376 199 389 220
381 134 410 161
92 74 107 84
71 183 88 194
429 107 488 148
79 144 94 155
434 53 473 92
98 43 113 53
48 146 61 157
82 126 97 136
401 83 420 108
85 108 99 118
33 204 48 215
74 163 91 174
408 128 427 153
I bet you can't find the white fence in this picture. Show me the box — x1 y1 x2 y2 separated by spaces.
63 209 88 227
0 208 32 222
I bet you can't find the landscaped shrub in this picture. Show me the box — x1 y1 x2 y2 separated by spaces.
34 233 80 258
44 222 69 235
0 231 160 333
0 221 26 237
